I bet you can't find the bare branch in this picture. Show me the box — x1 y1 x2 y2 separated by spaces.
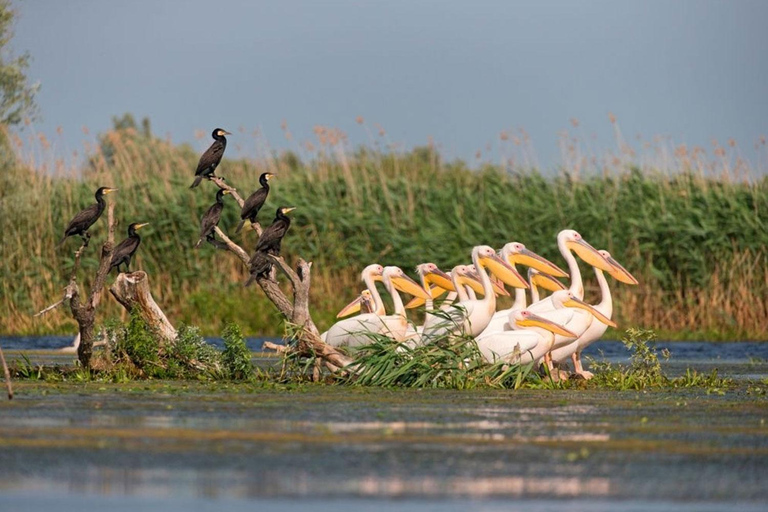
213 226 249 265
210 175 263 237
0 343 12 400
109 271 177 346
88 203 116 310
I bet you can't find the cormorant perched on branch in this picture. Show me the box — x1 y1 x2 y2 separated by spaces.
245 206 296 284
236 172 274 233
110 222 149 273
195 189 231 248
57 186 118 247
189 128 231 188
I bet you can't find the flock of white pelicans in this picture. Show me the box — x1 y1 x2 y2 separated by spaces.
320 229 638 380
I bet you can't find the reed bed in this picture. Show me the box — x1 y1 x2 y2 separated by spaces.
2 121 766 340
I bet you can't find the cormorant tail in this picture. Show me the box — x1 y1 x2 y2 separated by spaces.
190 175 203 189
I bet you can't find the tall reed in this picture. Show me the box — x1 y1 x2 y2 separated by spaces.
2 120 766 340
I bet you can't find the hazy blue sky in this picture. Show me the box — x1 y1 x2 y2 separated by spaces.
13 0 768 170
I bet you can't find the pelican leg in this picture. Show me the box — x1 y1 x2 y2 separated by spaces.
572 352 594 380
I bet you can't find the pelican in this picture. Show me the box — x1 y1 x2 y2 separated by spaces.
324 266 429 348
529 289 617 379
528 268 568 304
476 309 577 367
482 242 568 334
422 245 527 338
550 250 639 378
527 230 614 313
335 264 386 318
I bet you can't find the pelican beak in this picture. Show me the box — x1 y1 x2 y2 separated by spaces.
511 248 569 278
104 188 118 195
491 276 510 296
531 272 567 292
405 296 425 309
482 253 529 289
606 255 639 285
563 296 617 327
425 268 456 292
392 274 431 300
460 272 487 295
566 239 613 271
516 313 577 338
135 223 150 230
337 294 364 318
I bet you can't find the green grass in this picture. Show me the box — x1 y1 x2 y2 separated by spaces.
2 119 767 340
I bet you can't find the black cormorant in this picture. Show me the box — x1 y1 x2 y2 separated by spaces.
110 222 149 273
235 172 274 233
195 189 231 248
189 128 231 188
246 206 296 284
57 186 118 247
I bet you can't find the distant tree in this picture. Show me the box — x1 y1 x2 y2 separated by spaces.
0 0 39 127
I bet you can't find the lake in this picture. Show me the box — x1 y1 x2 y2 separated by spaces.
0 338 766 511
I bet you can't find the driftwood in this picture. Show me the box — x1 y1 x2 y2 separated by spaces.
208 176 353 372
109 271 177 345
36 203 117 369
0 343 12 400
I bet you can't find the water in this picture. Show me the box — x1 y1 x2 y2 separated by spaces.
0 338 767 511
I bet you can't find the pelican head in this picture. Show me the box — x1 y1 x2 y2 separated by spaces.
599 250 639 285
361 264 384 283
513 309 577 337
384 266 431 300
501 241 569 278
473 245 528 289
416 262 456 292
559 230 613 271
551 290 617 327
336 289 375 318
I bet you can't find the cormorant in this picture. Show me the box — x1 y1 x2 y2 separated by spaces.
245 206 296 284
189 128 231 188
235 172 274 233
57 186 118 247
110 222 149 273
195 189 231 248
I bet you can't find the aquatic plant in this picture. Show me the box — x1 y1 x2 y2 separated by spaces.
221 322 254 380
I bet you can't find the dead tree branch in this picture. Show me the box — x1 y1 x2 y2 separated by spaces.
0 343 12 400
208 174 353 373
109 271 177 346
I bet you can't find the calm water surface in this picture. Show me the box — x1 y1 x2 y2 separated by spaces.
0 338 766 511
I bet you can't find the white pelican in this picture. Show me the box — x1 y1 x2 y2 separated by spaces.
528 268 568 304
530 289 617 379
422 245 527 338
324 266 429 348
527 230 614 313
482 242 568 334
551 250 639 378
335 263 386 318
476 309 577 366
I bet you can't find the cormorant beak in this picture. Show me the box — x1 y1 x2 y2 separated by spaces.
531 272 567 292
221 130 232 136
337 294 364 318
516 312 577 337
425 268 456 292
563 296 617 327
511 248 569 278
104 188 118 195
267 173 275 180
223 190 232 195
605 255 639 285
481 253 529 289
135 223 150 230
391 274 431 300
283 207 297 214
566 239 613 271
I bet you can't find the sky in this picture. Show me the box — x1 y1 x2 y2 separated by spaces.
12 0 768 171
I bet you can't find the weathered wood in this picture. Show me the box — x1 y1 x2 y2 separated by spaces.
209 174 353 371
0 343 12 400
109 271 177 345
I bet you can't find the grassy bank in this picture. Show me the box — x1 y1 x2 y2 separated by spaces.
1 121 767 340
